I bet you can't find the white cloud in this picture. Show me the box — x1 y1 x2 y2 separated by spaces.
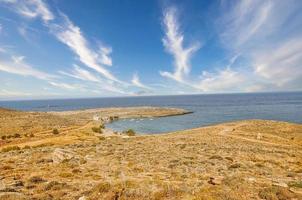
196 68 246 92
1 0 54 23
253 37 302 88
50 15 121 83
59 65 128 94
217 0 302 92
48 81 81 90
219 0 273 49
59 65 102 83
2 0 139 97
160 6 200 83
0 55 56 80
98 46 112 66
131 73 152 90
0 47 5 53
0 89 31 97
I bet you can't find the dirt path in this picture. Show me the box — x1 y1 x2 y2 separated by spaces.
218 124 301 149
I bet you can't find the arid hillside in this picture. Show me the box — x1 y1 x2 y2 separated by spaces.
0 107 301 200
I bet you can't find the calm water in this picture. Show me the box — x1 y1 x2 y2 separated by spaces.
0 92 302 134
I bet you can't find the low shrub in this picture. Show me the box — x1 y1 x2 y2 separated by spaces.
124 129 136 136
44 181 66 191
52 128 59 135
22 145 31 150
29 176 46 184
1 135 6 140
13 133 21 138
228 163 241 169
258 186 297 200
288 181 302 188
1 146 21 152
92 126 103 133
59 172 73 178
98 136 106 141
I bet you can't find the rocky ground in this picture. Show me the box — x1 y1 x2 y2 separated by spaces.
0 107 302 200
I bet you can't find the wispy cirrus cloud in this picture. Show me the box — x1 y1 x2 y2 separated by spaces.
219 0 273 49
98 46 112 66
253 36 302 89
48 81 82 90
1 0 131 95
131 73 152 90
50 15 121 83
197 67 246 92
160 6 200 83
59 65 102 83
0 55 56 80
1 0 54 23
217 0 302 92
59 65 129 94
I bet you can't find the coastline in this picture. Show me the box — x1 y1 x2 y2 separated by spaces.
0 107 302 199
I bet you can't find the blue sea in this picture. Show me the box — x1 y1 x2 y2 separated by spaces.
0 92 301 134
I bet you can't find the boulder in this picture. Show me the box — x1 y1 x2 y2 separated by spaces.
272 181 288 188
208 176 223 185
78 196 87 200
52 148 76 164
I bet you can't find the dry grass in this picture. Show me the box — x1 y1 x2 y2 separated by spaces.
0 107 301 199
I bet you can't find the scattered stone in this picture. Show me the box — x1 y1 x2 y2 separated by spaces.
209 155 223 160
225 157 233 162
247 177 256 183
228 163 241 169
257 133 262 140
36 158 53 164
208 176 223 185
52 148 76 164
287 172 295 177
272 181 288 188
10 180 24 187
78 196 87 200
0 192 27 200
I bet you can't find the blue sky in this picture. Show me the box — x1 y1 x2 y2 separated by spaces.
0 0 302 100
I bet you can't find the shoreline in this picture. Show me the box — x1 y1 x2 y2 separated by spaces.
0 106 302 199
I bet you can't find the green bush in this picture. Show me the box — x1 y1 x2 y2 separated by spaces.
23 145 31 150
92 124 105 133
288 181 302 188
52 128 59 135
124 129 136 136
99 124 105 129
92 127 102 133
